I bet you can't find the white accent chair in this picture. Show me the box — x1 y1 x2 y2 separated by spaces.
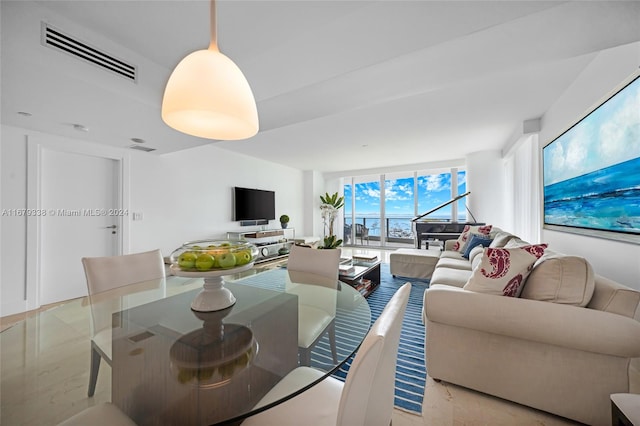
56 402 136 426
286 244 341 365
242 282 411 426
81 249 165 397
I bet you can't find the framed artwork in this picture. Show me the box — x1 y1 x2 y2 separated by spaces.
542 73 640 244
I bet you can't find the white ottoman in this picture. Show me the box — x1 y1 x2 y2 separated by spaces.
390 248 441 279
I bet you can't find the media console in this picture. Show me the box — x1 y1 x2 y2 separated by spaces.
227 229 295 264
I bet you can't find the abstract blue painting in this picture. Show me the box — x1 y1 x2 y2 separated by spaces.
543 75 640 236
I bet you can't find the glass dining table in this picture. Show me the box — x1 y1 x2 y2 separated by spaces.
91 266 371 425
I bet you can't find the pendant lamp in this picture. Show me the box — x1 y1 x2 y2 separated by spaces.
161 0 259 140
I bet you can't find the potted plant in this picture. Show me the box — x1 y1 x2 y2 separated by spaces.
319 192 344 249
279 214 290 229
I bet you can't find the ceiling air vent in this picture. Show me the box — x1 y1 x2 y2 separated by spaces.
42 22 137 82
129 145 156 153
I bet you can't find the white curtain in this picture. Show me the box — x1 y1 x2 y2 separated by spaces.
504 134 541 243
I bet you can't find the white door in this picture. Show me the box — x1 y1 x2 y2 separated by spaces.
39 148 120 305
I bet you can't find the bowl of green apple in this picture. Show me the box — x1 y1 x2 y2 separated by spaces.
169 240 258 276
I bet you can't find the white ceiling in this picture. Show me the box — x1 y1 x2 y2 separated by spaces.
2 1 639 173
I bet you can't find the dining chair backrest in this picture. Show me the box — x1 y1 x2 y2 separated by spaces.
286 270 338 317
82 249 165 334
286 244 341 281
337 282 411 426
82 249 166 295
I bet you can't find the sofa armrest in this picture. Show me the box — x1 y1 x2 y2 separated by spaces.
424 284 640 358
444 239 457 251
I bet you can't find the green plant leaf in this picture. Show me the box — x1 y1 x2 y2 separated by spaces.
320 191 344 209
321 235 342 249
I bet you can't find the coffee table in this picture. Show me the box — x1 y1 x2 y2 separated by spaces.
339 260 381 298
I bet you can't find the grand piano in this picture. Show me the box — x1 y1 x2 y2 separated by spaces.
411 191 484 249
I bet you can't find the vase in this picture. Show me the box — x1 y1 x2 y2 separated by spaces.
281 222 288 229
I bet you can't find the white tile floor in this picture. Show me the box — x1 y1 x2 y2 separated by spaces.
1 251 579 425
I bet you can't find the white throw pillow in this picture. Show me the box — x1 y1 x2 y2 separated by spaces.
504 238 532 248
452 225 492 252
489 231 517 248
464 244 547 297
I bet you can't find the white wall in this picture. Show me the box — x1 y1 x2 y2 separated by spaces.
0 125 305 316
465 150 505 226
539 42 640 289
127 144 304 256
1 127 29 315
302 170 324 239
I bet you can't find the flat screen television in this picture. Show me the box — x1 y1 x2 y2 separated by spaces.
233 187 276 222
542 72 640 243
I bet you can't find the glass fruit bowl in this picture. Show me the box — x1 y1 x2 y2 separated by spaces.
169 240 258 273
169 240 259 311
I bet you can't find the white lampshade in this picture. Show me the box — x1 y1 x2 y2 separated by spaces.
161 47 259 140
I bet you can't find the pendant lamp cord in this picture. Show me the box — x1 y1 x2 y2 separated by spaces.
209 0 218 51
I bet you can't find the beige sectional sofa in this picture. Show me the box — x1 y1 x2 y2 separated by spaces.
422 228 640 425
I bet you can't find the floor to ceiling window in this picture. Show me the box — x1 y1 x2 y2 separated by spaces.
343 167 467 247
384 172 416 246
456 169 469 221
344 175 381 245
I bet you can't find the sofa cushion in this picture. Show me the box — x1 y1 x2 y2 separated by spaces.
452 225 493 252
489 231 517 248
440 250 465 260
470 247 484 270
461 234 493 259
436 257 473 271
430 267 473 288
521 254 595 307
464 244 547 297
504 238 532 248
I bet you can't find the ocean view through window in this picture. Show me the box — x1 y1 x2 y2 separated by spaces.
343 169 466 246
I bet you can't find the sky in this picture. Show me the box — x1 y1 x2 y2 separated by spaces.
344 171 466 218
543 76 640 186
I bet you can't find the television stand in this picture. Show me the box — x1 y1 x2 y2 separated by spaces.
227 229 295 263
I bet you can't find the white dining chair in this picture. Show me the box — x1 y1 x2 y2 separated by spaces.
242 282 411 426
56 402 136 426
286 244 341 365
81 249 165 397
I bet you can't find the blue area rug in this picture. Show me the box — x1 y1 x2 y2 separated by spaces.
329 263 428 414
231 263 428 415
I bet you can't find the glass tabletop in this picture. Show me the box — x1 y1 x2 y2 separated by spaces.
91 267 371 425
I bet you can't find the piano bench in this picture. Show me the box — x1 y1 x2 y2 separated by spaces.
390 248 441 280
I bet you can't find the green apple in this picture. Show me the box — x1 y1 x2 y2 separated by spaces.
178 252 197 270
235 250 252 266
217 252 237 269
220 242 231 247
195 253 215 271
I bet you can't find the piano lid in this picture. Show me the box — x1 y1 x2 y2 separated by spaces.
411 191 471 222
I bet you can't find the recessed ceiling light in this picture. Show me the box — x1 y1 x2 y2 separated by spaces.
130 138 146 144
72 124 89 132
17 111 32 117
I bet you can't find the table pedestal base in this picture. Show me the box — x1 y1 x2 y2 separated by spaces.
191 276 236 312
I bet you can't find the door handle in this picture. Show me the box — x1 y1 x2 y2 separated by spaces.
105 225 117 229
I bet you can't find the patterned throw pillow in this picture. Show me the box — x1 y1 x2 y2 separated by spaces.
461 234 493 259
452 225 492 252
463 244 548 297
